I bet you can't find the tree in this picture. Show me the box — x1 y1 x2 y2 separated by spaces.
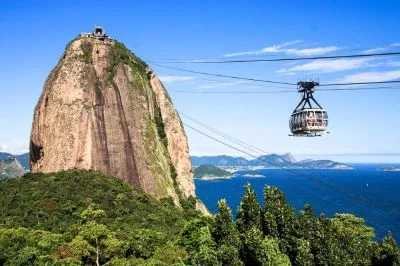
237 183 262 233
213 199 243 265
262 185 297 257
294 238 314 266
372 232 400 266
67 205 123 266
313 214 342 266
241 226 290 266
151 243 189 265
125 229 164 259
178 217 220 266
331 213 375 265
0 227 64 265
297 204 317 241
295 204 318 265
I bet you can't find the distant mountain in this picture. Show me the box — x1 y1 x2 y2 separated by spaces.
191 153 352 169
15 153 29 170
281 153 297 163
249 154 295 167
0 152 14 160
297 160 351 169
0 157 26 180
0 152 29 170
192 155 249 167
381 166 400 172
194 164 232 179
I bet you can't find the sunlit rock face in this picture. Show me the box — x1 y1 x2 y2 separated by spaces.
30 35 197 206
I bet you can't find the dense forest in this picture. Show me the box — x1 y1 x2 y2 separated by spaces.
0 170 399 265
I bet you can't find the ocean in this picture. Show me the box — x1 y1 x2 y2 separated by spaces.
195 163 400 241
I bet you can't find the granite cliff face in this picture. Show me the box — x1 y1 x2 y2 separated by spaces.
29 34 197 206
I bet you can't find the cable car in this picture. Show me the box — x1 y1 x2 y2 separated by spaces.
289 81 328 137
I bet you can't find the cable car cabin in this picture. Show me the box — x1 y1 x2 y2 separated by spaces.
289 81 328 137
289 109 328 136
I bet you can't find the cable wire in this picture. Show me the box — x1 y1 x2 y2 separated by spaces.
321 80 400 87
181 112 268 155
148 51 400 64
152 63 297 86
170 86 400 94
144 45 400 62
152 63 400 87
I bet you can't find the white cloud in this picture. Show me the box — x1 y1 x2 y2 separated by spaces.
223 41 339 57
285 46 339 56
277 58 372 74
159 75 195 83
223 40 301 57
335 69 400 83
0 143 28 155
387 61 400 67
363 47 388 54
0 144 9 151
390 43 400 47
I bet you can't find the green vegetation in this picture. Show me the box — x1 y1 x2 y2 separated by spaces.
0 170 202 265
0 170 398 265
154 104 168 149
80 41 93 64
106 40 149 86
194 164 232 179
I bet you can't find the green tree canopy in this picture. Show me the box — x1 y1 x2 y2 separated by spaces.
237 183 262 233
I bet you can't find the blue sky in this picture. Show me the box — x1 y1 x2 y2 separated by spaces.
1 1 400 162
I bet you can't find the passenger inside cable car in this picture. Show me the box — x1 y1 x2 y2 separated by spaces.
290 109 328 136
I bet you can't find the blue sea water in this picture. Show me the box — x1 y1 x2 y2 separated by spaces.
195 163 400 241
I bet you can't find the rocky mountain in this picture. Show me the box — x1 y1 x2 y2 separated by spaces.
0 157 26 180
191 153 352 169
29 30 200 208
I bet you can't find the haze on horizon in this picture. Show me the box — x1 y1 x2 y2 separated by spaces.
1 1 399 164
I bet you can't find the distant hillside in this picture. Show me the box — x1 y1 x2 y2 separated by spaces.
0 152 29 170
297 159 351 169
0 152 14 160
194 164 232 179
0 157 26 180
15 153 29 170
0 169 198 234
192 155 249 166
192 153 352 169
